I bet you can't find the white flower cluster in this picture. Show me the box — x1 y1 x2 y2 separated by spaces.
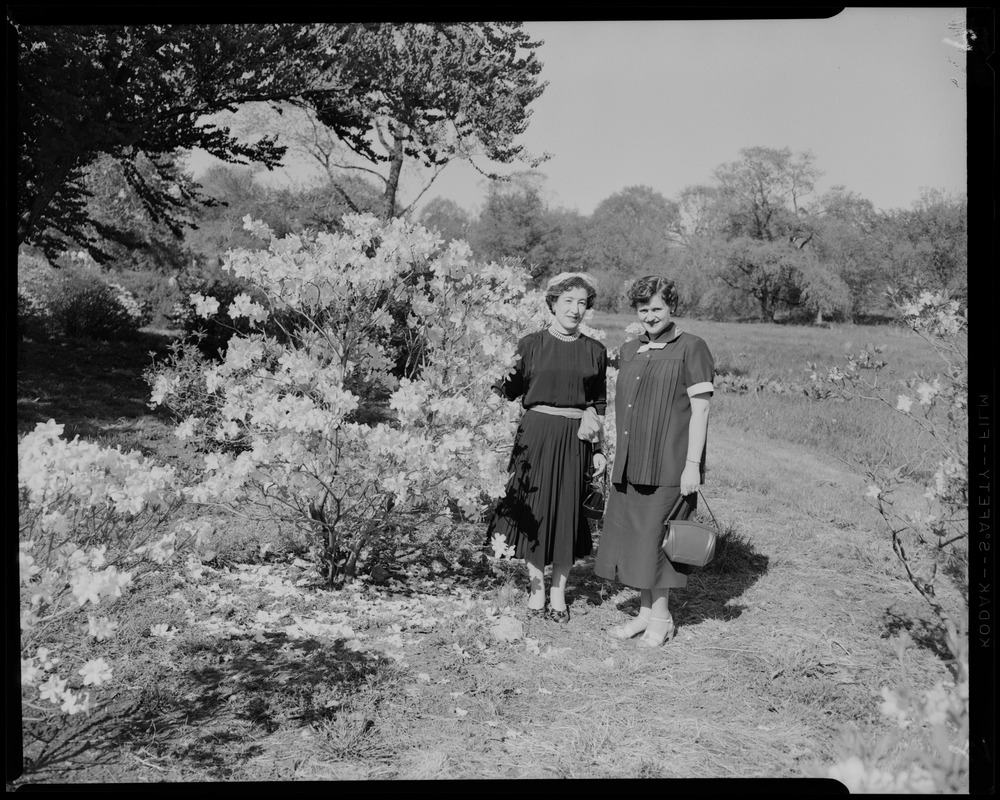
827 287 969 793
152 214 552 575
896 289 966 338
18 420 186 719
19 419 179 517
827 755 936 793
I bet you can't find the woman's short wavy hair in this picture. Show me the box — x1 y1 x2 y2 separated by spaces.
628 276 679 310
544 272 598 312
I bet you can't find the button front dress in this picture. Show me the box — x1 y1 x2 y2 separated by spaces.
594 326 715 589
487 330 608 570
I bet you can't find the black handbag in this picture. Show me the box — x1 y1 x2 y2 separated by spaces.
582 466 607 520
662 491 720 567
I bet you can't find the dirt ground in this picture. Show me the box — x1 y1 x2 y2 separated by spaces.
13 418 961 785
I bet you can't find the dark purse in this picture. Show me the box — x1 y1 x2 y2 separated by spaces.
582 465 608 520
662 490 720 567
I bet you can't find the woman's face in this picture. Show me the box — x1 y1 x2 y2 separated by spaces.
635 294 672 337
551 287 590 333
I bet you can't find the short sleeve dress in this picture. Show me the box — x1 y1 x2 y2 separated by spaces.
487 329 608 570
594 324 714 590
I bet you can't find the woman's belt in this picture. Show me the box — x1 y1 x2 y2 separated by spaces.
527 405 585 419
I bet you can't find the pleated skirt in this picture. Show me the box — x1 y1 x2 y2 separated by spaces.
487 409 593 570
594 481 694 589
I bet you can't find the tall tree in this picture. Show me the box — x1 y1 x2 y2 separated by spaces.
586 185 679 276
307 22 548 219
467 173 561 282
699 146 838 320
15 23 344 262
542 207 590 278
417 197 473 245
713 146 820 242
808 186 887 318
716 238 805 321
74 152 191 272
882 189 968 297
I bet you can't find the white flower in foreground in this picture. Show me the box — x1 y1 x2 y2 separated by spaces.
228 293 268 325
19 551 42 584
189 292 220 319
79 658 113 686
61 691 89 715
36 647 59 670
175 416 199 441
150 623 177 639
87 615 118 641
915 380 938 406
21 659 43 685
490 532 515 560
38 675 68 704
879 686 910 728
827 756 867 792
865 484 881 500
490 615 524 643
895 394 913 413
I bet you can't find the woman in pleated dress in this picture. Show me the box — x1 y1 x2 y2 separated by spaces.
487 272 608 622
594 276 714 647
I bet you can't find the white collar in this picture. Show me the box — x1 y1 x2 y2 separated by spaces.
636 327 681 352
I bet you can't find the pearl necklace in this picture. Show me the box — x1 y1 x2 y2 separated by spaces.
548 326 580 342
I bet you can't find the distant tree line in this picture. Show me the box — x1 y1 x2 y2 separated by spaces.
420 147 966 322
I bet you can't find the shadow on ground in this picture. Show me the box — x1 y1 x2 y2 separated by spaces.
17 331 176 441
18 633 395 782
568 521 770 628
881 605 954 662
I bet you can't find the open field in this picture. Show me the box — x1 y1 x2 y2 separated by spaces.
590 311 942 478
14 320 965 786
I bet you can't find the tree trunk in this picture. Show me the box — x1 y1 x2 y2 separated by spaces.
380 136 404 219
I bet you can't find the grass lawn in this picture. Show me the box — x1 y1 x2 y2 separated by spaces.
13 323 966 786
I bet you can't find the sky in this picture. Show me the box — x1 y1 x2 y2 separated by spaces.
187 9 970 217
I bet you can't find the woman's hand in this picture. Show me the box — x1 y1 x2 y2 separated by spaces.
577 407 603 443
680 462 700 496
592 452 608 477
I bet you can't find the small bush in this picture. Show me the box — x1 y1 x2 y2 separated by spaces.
48 274 149 341
18 290 55 341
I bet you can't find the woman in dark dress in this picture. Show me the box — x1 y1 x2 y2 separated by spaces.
488 273 608 622
594 276 714 647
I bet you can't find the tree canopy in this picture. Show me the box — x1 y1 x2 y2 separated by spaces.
468 173 559 281
15 22 548 262
308 22 548 219
586 185 679 277
15 23 345 261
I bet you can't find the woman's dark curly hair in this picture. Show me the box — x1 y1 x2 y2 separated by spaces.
544 274 598 312
628 276 679 310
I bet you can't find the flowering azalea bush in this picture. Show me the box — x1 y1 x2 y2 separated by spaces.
815 288 968 612
18 420 189 721
149 214 551 584
814 288 968 792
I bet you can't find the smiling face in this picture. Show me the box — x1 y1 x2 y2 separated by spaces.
550 287 590 333
635 294 672 337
